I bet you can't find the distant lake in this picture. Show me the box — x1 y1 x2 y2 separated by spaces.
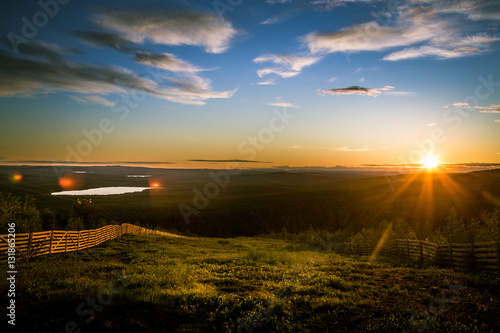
51 186 152 196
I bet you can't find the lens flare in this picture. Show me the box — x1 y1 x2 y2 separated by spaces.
12 174 23 182
58 172 84 190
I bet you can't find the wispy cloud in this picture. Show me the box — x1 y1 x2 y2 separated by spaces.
426 123 437 127
257 79 276 85
444 102 500 112
267 101 299 108
303 21 444 54
383 34 499 61
189 159 271 163
321 85 395 97
331 146 374 152
0 42 235 105
254 54 322 80
70 95 116 107
133 51 204 73
301 0 500 62
93 8 237 53
72 30 138 53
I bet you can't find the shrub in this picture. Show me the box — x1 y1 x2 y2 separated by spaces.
0 193 42 234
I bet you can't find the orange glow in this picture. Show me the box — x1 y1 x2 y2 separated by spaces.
422 155 439 169
58 172 84 190
12 174 23 182
152 183 160 188
58 178 73 189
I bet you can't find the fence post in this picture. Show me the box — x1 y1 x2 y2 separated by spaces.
419 240 423 263
28 232 33 256
406 239 410 257
496 241 500 273
49 231 54 255
77 231 81 251
65 232 68 253
450 244 453 268
470 242 475 268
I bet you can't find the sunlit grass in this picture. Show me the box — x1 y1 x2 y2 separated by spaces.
3 234 499 332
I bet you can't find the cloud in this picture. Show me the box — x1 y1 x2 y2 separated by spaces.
158 73 237 105
254 54 322 79
383 34 499 61
133 51 204 73
495 120 500 123
72 30 138 53
444 102 500 112
257 68 300 78
452 102 470 107
310 0 372 11
2 39 80 63
328 76 337 82
189 159 271 163
413 0 500 21
332 146 373 152
267 101 299 108
267 0 292 3
257 79 276 85
383 45 473 61
302 0 499 62
303 21 444 54
321 85 395 97
0 46 235 105
70 95 116 107
286 145 302 149
93 8 237 53
0 50 157 97
255 54 321 72
426 123 437 127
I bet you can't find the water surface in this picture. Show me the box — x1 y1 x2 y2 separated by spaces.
51 186 152 196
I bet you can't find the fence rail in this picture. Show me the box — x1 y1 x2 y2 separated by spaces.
340 239 500 273
0 223 184 261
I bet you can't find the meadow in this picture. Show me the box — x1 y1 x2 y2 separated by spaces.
2 234 499 332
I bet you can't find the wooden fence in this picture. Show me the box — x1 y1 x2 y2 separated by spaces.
0 223 184 261
340 239 500 273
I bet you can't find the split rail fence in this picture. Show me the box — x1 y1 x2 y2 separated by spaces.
0 223 184 261
340 239 500 273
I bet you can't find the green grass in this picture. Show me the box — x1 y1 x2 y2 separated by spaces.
3 235 500 332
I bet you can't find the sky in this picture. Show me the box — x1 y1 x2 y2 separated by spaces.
0 0 499 169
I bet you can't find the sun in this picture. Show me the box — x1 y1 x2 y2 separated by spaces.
422 155 439 169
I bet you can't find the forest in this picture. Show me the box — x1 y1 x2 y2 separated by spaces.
1 165 499 245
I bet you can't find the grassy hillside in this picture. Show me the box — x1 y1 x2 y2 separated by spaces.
4 234 499 332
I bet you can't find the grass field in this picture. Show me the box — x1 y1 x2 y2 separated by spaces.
4 234 500 332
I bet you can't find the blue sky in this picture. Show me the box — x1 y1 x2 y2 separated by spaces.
0 0 499 168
